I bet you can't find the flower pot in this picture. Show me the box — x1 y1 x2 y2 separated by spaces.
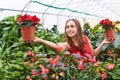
21 26 35 42
105 29 116 41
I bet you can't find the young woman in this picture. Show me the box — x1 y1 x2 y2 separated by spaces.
33 19 111 57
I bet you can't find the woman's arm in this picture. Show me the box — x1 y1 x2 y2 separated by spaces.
33 37 68 51
93 39 109 56
34 37 57 49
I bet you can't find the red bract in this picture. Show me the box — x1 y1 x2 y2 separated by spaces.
39 65 49 74
17 14 40 27
26 75 32 80
31 58 35 62
49 55 61 67
100 19 112 26
17 14 32 23
101 72 107 80
31 70 39 76
99 19 114 30
108 63 115 70
77 60 86 70
25 14 32 21
31 52 35 57
84 53 92 62
107 50 111 55
32 15 40 23
27 50 32 56
83 53 96 63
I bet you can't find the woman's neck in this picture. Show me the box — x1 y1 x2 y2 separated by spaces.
71 37 78 46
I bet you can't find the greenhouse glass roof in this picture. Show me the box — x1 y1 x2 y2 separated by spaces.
0 0 120 32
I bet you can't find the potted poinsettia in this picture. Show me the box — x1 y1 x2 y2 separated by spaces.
17 14 41 42
99 19 114 30
99 19 116 41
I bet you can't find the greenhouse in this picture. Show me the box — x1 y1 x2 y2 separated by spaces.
0 0 120 80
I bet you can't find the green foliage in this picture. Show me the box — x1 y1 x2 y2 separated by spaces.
0 15 120 80
0 15 64 79
91 23 101 34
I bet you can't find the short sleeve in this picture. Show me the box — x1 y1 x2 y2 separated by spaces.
56 43 62 52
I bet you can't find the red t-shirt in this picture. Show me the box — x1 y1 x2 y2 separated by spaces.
69 36 92 57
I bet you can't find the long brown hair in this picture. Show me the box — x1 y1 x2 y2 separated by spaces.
64 19 85 52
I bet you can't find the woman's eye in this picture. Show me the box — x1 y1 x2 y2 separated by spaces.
66 25 75 28
71 25 75 28
66 26 69 28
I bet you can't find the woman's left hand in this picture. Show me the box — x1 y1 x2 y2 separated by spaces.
102 39 114 45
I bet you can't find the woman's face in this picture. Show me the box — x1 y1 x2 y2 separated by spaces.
65 20 77 38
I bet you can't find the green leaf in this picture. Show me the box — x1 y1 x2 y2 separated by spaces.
9 64 24 70
91 24 101 34
0 60 2 69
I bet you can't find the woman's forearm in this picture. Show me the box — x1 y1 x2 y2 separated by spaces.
93 42 104 56
93 39 109 56
36 38 57 49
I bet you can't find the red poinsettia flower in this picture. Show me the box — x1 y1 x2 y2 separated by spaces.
107 63 115 70
39 65 49 74
99 19 114 30
31 58 35 62
101 71 107 80
31 70 39 76
83 53 96 63
17 14 40 27
27 50 32 56
26 75 32 80
107 50 111 55
77 60 86 70
100 19 112 26
49 55 61 67
32 15 40 26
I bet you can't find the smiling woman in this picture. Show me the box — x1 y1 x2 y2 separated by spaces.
33 18 111 57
